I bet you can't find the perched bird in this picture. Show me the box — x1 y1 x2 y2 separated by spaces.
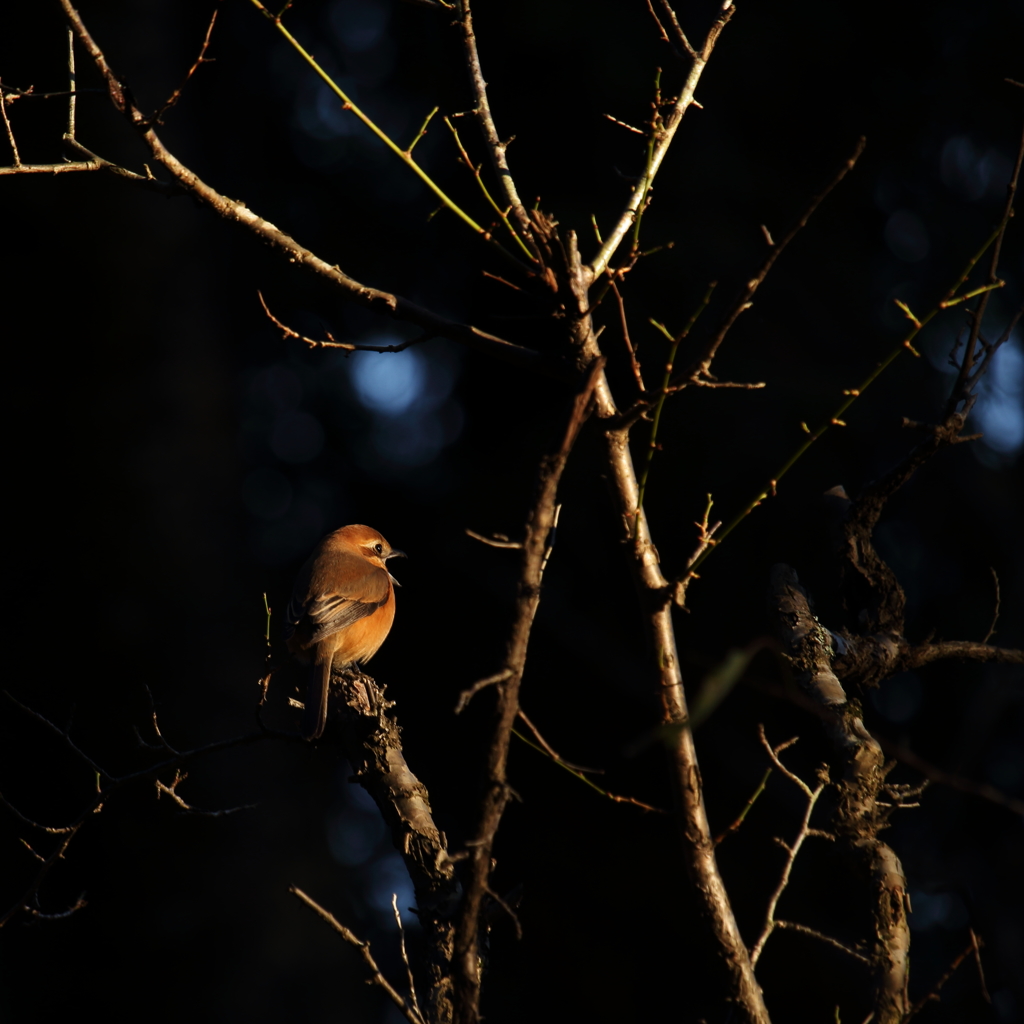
285 524 404 740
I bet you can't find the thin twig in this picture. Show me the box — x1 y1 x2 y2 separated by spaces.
608 276 645 391
982 568 1001 643
248 0 531 273
589 3 735 278
672 493 722 607
902 938 977 1021
153 8 218 124
943 119 1024 422
290 887 425 1024
633 282 716 525
0 792 74 834
516 708 604 775
155 770 256 817
61 0 566 378
444 115 535 261
749 725 829 967
0 80 22 165
969 928 991 1004
258 293 431 353
483 884 522 940
689 219 1014 578
714 769 771 845
455 0 540 262
392 894 424 1022
683 136 866 384
1 689 294 926
66 26 76 139
775 920 871 966
510 727 666 814
454 669 512 714
464 528 522 550
657 0 699 58
643 0 671 44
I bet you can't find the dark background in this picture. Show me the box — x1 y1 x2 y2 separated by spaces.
1 1 1022 1021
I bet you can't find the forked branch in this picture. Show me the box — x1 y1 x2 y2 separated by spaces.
589 2 735 278
57 1 568 380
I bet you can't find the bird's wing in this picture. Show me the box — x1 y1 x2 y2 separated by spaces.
285 551 391 646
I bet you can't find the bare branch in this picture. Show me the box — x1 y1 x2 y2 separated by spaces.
454 669 512 714
0 792 75 834
290 887 426 1024
559 223 772 1020
483 884 522 940
905 639 1023 669
682 136 866 384
589 4 736 278
903 936 981 1022
874 738 1024 817
970 927 992 1005
452 358 605 1024
982 568 1001 644
714 769 771 846
643 0 672 45
464 528 523 550
749 728 829 966
511 724 667 814
943 119 1023 422
607 276 645 391
456 0 541 262
657 0 699 59
392 894 424 1023
0 80 22 165
57 0 569 380
0 689 295 927
153 8 219 124
66 26 76 138
774 920 871 966
258 293 433 353
516 708 604 775
154 770 256 817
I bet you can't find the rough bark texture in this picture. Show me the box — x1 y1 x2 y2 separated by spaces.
327 669 458 1024
569 255 770 1021
768 566 910 1022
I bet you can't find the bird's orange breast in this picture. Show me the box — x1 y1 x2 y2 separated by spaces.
316 590 396 666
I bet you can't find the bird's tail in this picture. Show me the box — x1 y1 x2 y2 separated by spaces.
302 659 331 740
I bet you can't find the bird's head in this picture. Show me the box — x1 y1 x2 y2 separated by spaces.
337 523 406 579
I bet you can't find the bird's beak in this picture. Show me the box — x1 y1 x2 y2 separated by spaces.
386 549 406 587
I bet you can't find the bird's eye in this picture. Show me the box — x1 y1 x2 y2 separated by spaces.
374 543 384 555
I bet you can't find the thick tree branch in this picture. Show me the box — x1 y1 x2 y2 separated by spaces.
768 566 909 1023
451 359 604 1024
568 243 770 1019
321 670 458 1024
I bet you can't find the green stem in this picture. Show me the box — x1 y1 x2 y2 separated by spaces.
444 116 536 261
248 0 528 271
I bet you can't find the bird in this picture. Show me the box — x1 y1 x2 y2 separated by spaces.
284 524 404 740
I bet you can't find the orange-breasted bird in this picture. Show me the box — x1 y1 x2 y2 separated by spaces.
285 524 404 740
